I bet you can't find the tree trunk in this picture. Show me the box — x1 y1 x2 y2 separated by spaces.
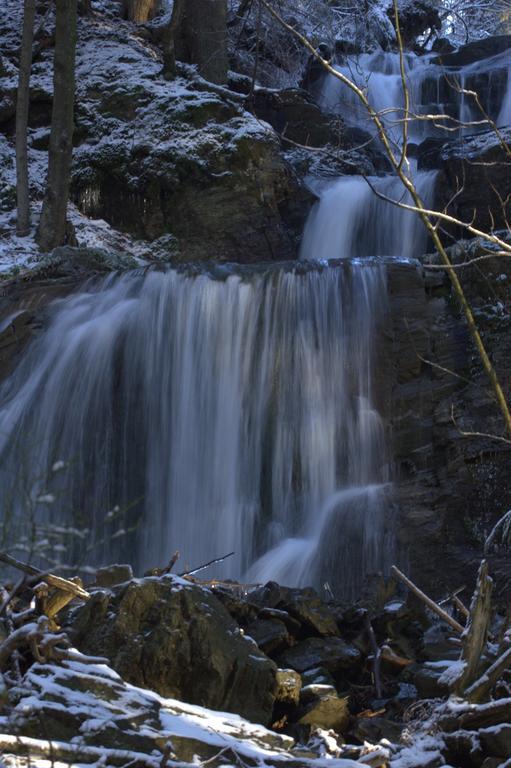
162 0 185 79
16 0 36 237
36 0 78 253
124 0 159 23
175 0 228 84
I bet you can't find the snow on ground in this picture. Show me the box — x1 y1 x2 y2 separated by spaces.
0 658 367 768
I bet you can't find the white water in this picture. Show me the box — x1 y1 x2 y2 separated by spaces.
320 48 511 141
0 263 391 596
303 46 511 263
300 164 437 261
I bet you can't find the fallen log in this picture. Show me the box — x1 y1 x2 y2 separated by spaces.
465 646 511 703
390 565 465 634
0 552 90 600
453 560 493 695
439 696 511 732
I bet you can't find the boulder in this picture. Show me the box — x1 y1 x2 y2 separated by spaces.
245 618 291 655
61 22 311 263
300 683 338 704
68 575 277 726
247 583 340 637
401 663 450 699
94 563 134 588
3 660 295 765
279 589 340 637
297 693 350 734
275 669 302 706
276 637 361 674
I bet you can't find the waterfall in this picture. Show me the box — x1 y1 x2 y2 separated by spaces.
0 262 391 597
320 49 511 139
300 164 437 261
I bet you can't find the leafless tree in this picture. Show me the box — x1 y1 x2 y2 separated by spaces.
15 0 36 238
36 0 78 252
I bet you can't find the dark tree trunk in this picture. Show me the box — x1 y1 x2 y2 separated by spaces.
16 0 36 237
175 0 228 85
78 0 93 15
124 0 159 23
162 0 185 79
36 0 78 253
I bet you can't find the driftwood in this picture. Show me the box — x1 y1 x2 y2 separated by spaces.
453 560 493 695
439 587 470 620
0 734 164 768
365 615 382 698
0 552 90 600
390 565 465 634
465 645 511 703
380 644 412 669
180 551 235 577
439 696 511 732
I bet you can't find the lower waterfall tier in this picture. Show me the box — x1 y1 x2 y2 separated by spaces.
0 261 393 597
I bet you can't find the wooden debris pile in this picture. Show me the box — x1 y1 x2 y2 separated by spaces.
0 551 101 688
392 560 511 767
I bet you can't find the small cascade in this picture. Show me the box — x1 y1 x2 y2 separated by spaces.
320 48 511 141
0 262 391 596
300 164 437 261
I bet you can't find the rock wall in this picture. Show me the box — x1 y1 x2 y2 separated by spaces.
386 255 511 599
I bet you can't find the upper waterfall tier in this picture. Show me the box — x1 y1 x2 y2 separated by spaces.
0 262 392 597
320 48 511 141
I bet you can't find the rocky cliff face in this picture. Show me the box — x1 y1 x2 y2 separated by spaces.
387 252 511 599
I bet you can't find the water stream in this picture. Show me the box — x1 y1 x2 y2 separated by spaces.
1 43 510 596
0 263 390 597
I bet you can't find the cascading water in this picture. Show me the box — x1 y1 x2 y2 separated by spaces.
4 42 510 599
300 163 437 261
320 48 511 141
0 262 392 597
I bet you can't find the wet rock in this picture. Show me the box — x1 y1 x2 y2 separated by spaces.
297 693 350 734
279 589 340 637
416 136 448 171
249 581 287 609
276 637 361 674
431 37 455 55
245 618 291 655
94 563 134 588
433 35 511 67
68 575 277 726
275 669 302 706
